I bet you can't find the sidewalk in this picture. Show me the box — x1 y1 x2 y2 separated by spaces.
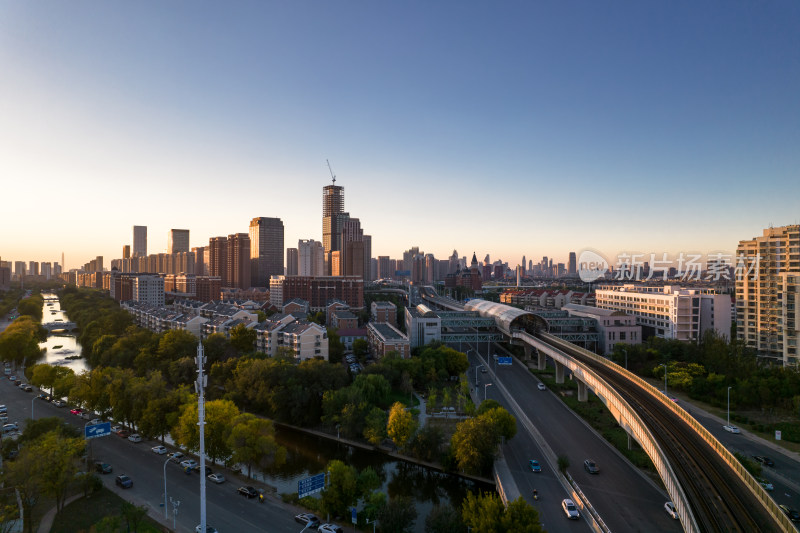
36 494 83 533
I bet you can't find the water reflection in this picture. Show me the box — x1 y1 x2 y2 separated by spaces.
38 294 87 374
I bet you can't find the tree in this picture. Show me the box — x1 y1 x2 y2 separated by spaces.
228 413 286 478
408 424 444 463
0 317 44 367
230 324 257 354
2 446 41 533
363 407 388 446
173 398 239 463
17 295 43 322
121 501 148 533
327 328 345 363
353 338 369 359
462 493 542 533
387 402 417 451
29 364 57 394
482 407 518 441
476 399 502 415
557 455 570 473
321 460 360 519
450 417 498 475
424 503 464 533
377 496 417 533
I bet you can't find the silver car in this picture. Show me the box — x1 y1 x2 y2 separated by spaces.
562 498 579 520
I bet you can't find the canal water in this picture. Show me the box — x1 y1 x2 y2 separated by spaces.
34 292 492 529
38 293 88 374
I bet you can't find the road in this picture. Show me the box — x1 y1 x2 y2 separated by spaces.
0 377 316 533
469 346 683 533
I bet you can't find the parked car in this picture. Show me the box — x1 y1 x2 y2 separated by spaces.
0 405 6 414
180 459 198 470
583 459 599 474
169 452 185 463
117 429 130 439
36 393 48 401
481 366 487 374
111 425 121 433
52 399 66 407
152 445 167 454
90 418 103 425
753 455 775 467
238 486 259 498
319 524 343 533
723 425 741 434
528 460 541 473
0 414 7 422
22 384 32 392
537 383 546 391
757 478 774 491
779 505 800 522
664 502 678 519
128 434 142 443
295 513 321 527
561 499 579 520
70 408 83 416
3 423 19 433
8 376 16 382
195 526 218 533
207 473 226 484
95 462 113 474
115 474 133 488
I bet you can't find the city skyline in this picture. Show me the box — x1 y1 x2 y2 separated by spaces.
2 3 799 267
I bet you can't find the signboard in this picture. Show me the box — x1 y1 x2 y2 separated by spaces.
497 357 513 366
85 422 111 440
298 473 326 499
352 507 357 524
776 430 782 441
394 270 411 277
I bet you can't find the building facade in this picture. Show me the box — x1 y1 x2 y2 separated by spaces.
249 217 284 287
132 225 147 256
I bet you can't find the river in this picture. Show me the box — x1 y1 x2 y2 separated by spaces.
38 293 88 374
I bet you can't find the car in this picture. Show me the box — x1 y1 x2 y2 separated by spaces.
664 501 678 519
169 451 185 463
115 474 133 488
537 383 546 391
561 498 579 520
152 445 167 454
529 460 542 473
3 423 19 433
197 465 213 476
481 367 488 374
757 478 774 491
318 524 343 533
723 425 741 434
70 408 83 416
583 459 599 474
9 376 16 382
36 393 48 401
0 414 7 423
52 399 66 407
90 418 103 425
180 459 198 470
117 429 130 438
111 425 121 433
753 455 775 467
779 504 800 522
295 513 320 527
238 486 259 498
207 473 226 484
195 526 218 533
0 405 6 414
95 462 113 474
128 434 142 443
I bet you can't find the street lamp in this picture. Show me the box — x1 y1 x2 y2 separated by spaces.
31 397 35 420
727 386 733 428
163 456 171 519
660 364 668 395
484 383 493 401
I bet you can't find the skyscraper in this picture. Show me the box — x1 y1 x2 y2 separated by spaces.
168 229 190 254
209 236 228 287
122 245 131 259
133 225 147 257
249 217 284 287
298 239 324 277
286 248 299 276
569 252 577 275
227 233 251 290
322 180 345 255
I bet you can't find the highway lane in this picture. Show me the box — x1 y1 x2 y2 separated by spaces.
0 377 308 533
469 347 682 533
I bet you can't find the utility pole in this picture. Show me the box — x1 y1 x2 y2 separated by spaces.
196 342 207 533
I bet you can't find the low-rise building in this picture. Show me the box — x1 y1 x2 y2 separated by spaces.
331 309 358 330
367 322 410 359
278 321 328 361
371 301 397 325
562 303 641 355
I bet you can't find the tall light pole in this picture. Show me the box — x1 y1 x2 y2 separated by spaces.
31 397 35 420
622 348 627 370
162 456 171 519
484 383 493 401
660 364 668 394
727 386 733 428
196 342 207 533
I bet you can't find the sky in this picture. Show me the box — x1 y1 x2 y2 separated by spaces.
1 1 799 271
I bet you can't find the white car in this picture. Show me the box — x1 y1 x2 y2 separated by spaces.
318 524 344 533
128 434 142 443
562 498 579 520
207 473 226 484
90 418 103 425
52 399 66 408
537 383 546 391
151 445 167 454
664 501 678 519
723 425 741 434
195 526 218 533
180 459 198 470
169 452 185 463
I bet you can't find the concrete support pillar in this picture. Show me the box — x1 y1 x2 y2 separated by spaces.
538 351 546 371
627 433 634 450
523 345 532 361
554 361 565 384
577 380 588 402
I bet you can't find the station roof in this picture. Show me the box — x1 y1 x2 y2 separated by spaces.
463 299 536 335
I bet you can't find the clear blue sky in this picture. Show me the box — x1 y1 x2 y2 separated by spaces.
1 1 798 270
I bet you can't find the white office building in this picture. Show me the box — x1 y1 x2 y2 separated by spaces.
131 275 165 307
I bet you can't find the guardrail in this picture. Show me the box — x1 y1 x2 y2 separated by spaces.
538 332 796 533
514 331 699 533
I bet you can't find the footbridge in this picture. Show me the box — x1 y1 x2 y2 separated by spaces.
419 287 793 532
42 321 77 332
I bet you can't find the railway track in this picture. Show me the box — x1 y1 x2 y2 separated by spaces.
550 335 779 532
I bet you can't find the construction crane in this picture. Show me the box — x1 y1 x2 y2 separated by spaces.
327 159 336 184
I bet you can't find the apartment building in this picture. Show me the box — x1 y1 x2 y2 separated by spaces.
367 322 410 358
371 301 397 325
562 303 641 355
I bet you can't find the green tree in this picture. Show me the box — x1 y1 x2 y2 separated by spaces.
363 407 388 446
2 446 41 533
230 324 257 354
387 402 417 451
377 496 417 533
121 501 148 533
0 317 44 367
450 417 498 475
321 460 360 519
29 364 57 394
424 503 464 533
17 295 43 322
462 493 542 533
476 399 502 415
353 338 369 359
173 398 239 463
482 407 517 441
327 328 345 363
408 424 444 463
228 413 286 479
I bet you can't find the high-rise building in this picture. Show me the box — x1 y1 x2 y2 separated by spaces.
14 262 25 278
322 180 345 255
249 217 284 287
227 233 251 290
41 262 52 279
122 245 131 259
569 252 577 275
286 248 299 276
168 229 190 254
377 256 392 280
209 237 228 287
28 261 39 276
192 246 208 276
736 225 800 366
132 225 147 257
298 240 324 277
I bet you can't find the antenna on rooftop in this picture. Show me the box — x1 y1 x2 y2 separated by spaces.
327 159 336 185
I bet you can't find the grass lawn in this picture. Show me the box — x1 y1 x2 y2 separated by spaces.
387 390 419 407
51 487 169 533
